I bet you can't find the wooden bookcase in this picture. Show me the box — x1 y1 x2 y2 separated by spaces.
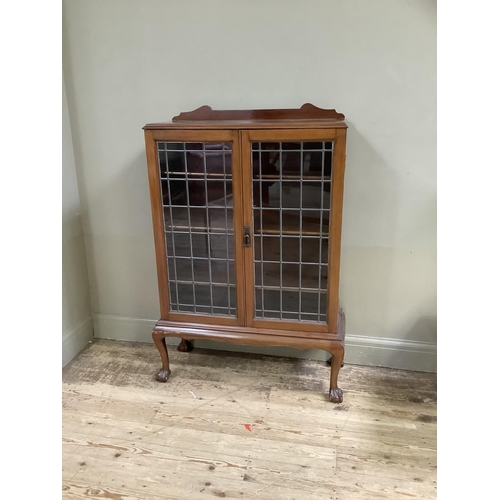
143 104 347 402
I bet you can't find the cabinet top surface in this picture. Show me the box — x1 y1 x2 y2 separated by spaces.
143 104 348 130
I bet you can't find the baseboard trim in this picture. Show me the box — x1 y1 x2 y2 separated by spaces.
62 315 94 367
93 313 158 343
345 335 436 372
92 313 436 372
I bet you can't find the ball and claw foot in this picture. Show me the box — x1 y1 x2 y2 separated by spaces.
155 369 171 382
177 339 194 353
329 388 344 403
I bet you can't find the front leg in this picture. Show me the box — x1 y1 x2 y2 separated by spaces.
326 307 346 368
152 331 171 382
329 344 344 403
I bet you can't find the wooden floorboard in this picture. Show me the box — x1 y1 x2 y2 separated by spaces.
62 339 437 499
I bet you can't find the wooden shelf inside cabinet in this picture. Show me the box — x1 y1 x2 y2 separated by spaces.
144 103 348 403
254 209 330 237
164 173 233 179
254 175 330 181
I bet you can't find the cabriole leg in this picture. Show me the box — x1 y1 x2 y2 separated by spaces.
326 308 346 368
152 331 171 382
177 339 194 352
329 344 344 403
326 355 344 368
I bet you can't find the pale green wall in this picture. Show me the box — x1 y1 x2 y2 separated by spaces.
62 74 93 366
63 0 436 371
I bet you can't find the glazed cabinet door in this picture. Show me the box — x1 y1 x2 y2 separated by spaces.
145 130 245 326
241 129 346 334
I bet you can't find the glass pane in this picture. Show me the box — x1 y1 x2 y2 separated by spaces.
252 140 333 323
158 141 236 317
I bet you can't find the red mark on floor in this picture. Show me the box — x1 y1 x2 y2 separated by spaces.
244 424 252 432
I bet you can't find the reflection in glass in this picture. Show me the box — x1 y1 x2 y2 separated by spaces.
252 141 333 323
158 141 236 316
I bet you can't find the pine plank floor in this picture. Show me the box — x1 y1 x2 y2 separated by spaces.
62 339 437 499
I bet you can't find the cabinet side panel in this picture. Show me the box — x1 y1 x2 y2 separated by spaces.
145 130 170 318
327 129 347 331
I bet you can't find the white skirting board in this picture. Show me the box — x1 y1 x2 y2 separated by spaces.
62 315 94 367
92 313 436 373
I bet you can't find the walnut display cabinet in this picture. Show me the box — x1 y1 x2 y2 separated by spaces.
143 104 348 403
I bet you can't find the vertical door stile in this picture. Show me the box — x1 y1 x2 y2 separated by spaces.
241 130 255 326
145 130 171 319
230 129 246 326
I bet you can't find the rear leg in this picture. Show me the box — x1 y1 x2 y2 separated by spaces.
177 339 194 352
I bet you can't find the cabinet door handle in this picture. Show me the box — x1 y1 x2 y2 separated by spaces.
244 226 251 247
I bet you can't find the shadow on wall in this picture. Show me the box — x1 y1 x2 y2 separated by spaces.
339 124 436 371
391 315 437 372
83 150 162 319
406 316 437 345
340 123 398 336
